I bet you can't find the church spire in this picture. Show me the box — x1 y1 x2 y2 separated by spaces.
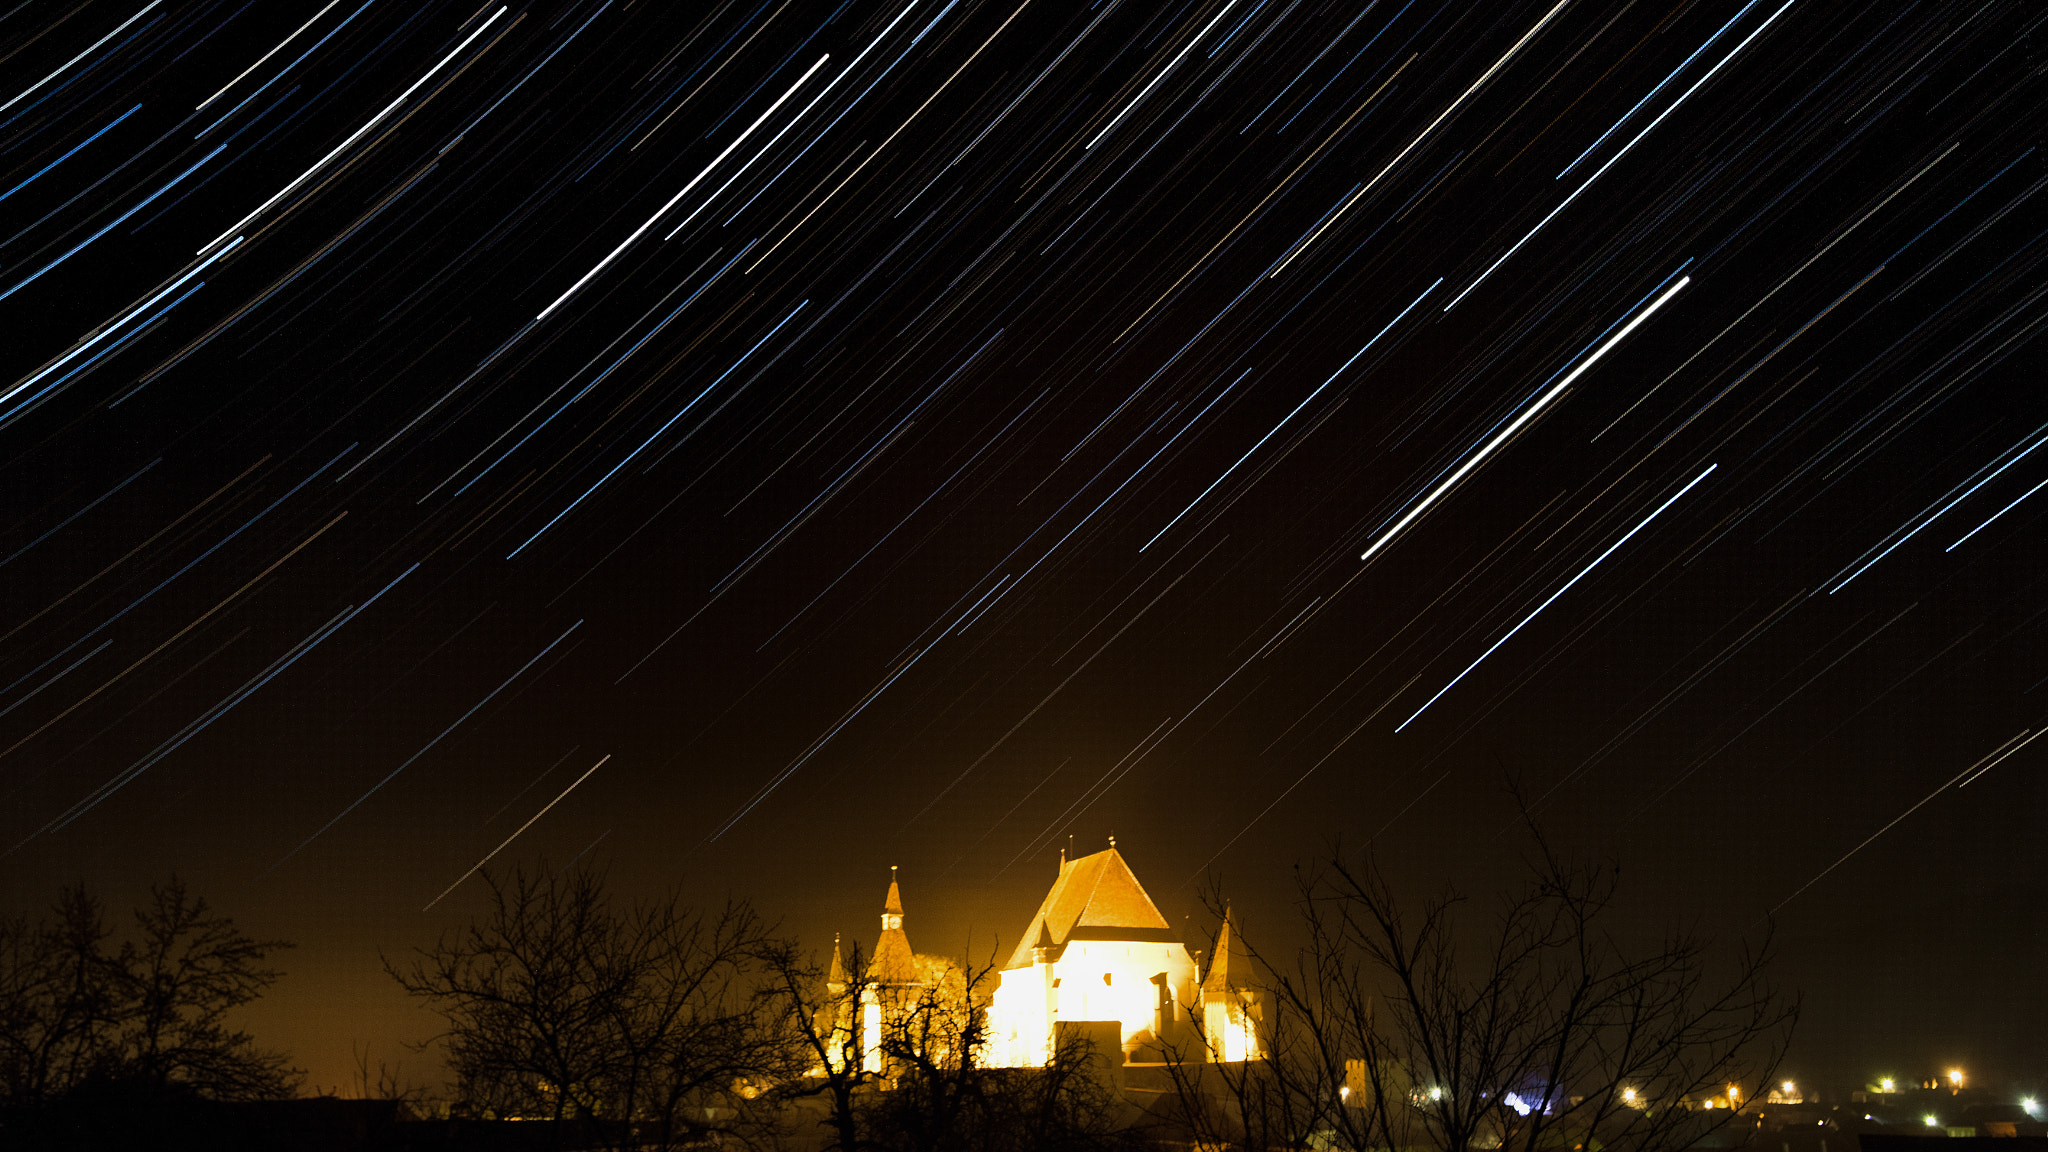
882 864 903 929
1202 909 1244 998
870 865 917 985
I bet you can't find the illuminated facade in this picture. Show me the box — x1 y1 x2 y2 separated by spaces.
986 842 1264 1067
821 867 928 1074
1199 912 1263 1062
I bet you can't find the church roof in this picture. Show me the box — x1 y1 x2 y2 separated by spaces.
871 870 919 986
1003 846 1176 969
871 927 918 985
1202 911 1247 997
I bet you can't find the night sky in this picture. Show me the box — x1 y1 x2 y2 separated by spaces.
3 0 2044 1099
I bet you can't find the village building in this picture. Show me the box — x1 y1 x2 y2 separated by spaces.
985 839 1263 1068
824 843 1265 1074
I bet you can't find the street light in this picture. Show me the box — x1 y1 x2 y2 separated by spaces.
2022 1099 2039 1119
1879 1078 1896 1093
1923 1116 1940 1128
1948 1069 1964 1089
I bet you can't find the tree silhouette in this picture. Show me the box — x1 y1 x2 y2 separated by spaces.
1162 822 1797 1152
0 877 298 1148
388 862 778 1149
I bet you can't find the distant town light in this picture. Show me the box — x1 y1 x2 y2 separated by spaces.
2022 1099 2039 1119
1783 1081 1796 1093
1880 1079 1896 1093
1924 1115 1940 1127
1948 1069 1964 1088
1623 1088 1638 1103
1507 1092 1533 1116
1430 1087 1444 1101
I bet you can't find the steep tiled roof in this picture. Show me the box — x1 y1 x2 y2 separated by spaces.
1201 912 1244 997
871 869 919 986
1003 846 1175 969
870 926 918 985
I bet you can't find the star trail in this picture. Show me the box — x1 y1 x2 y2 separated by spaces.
1 0 2043 1092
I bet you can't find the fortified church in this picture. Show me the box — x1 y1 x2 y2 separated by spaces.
832 840 1264 1070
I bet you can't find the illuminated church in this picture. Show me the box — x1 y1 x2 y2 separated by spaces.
824 866 923 1074
843 841 1264 1070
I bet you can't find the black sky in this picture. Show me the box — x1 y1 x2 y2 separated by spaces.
1 0 2043 1098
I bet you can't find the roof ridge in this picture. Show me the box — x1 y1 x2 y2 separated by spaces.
1003 846 1173 969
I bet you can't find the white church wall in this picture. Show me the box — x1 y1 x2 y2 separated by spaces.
986 939 1199 1066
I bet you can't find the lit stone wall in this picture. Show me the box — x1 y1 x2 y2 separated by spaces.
987 938 1198 1066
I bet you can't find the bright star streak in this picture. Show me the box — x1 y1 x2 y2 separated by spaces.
1773 729 2044 913
1085 0 1242 150
1397 461 1718 731
1829 424 2048 591
1443 0 1797 310
198 7 510 256
424 754 610 910
1361 275 1690 564
1947 471 2048 551
195 1 339 111
1959 727 2044 787
1556 0 1761 179
0 1 164 115
536 55 830 320
1267 0 1573 276
3 239 243 410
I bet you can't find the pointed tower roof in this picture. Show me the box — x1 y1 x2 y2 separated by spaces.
1004 844 1176 969
870 867 919 986
1202 911 1247 998
827 932 847 989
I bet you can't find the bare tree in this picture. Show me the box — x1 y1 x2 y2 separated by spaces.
755 936 884 1151
1165 825 1798 1152
113 878 299 1100
387 863 779 1149
757 937 1142 1152
0 878 297 1109
344 1040 438 1116
0 885 118 1103
964 1039 1141 1152
862 951 995 1152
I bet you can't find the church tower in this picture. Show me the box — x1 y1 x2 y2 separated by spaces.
872 865 917 984
1201 910 1265 1061
861 866 922 1071
815 933 857 1073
